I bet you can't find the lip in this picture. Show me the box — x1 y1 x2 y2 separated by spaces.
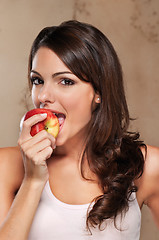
40 108 66 116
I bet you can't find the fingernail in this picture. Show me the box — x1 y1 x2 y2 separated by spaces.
40 113 47 117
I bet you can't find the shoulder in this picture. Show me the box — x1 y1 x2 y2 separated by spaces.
0 146 21 158
0 146 22 168
136 145 159 205
0 147 24 223
143 145 159 187
143 145 159 179
139 145 159 228
0 146 24 193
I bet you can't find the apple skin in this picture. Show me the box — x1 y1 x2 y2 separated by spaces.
24 109 59 138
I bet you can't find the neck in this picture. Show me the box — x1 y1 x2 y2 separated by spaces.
48 136 99 184
53 137 87 161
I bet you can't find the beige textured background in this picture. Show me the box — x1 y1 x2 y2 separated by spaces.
0 0 158 239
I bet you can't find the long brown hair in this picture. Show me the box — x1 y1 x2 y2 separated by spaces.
28 20 145 230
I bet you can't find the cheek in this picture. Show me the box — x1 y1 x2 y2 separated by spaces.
63 91 94 121
31 87 39 107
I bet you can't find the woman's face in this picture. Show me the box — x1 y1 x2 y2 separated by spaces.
31 47 99 147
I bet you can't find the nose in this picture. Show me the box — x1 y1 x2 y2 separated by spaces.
38 83 55 105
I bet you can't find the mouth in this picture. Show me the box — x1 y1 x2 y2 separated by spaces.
53 112 66 132
40 107 66 133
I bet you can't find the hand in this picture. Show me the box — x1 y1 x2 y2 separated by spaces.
18 113 56 184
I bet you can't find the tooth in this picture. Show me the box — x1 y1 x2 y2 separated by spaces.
58 116 65 126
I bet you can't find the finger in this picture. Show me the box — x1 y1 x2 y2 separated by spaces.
36 146 53 164
19 130 56 153
46 132 56 149
25 138 52 159
32 130 56 150
21 113 47 138
28 146 53 165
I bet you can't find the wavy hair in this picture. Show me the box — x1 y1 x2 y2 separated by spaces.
28 20 145 230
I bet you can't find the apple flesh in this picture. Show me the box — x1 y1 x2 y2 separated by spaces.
24 108 59 138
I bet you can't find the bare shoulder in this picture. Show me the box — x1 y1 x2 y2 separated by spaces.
143 145 159 184
140 145 159 228
0 146 24 223
136 145 159 224
0 146 24 192
135 145 159 227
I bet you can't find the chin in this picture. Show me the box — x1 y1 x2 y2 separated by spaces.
55 134 68 147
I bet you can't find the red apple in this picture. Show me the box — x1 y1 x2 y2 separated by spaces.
24 108 59 138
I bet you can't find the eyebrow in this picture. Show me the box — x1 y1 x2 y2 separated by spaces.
30 70 73 78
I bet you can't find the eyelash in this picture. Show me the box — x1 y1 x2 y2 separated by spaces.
60 78 75 86
30 77 75 86
30 77 43 85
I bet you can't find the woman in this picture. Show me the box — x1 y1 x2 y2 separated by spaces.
0 20 159 240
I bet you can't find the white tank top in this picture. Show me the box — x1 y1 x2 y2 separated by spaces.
28 181 141 240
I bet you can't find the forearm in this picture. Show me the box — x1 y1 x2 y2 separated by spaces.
0 179 45 240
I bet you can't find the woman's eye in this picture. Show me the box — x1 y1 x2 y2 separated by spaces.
60 79 75 86
30 77 43 85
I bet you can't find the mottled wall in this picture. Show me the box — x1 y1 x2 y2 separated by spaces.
0 0 158 239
